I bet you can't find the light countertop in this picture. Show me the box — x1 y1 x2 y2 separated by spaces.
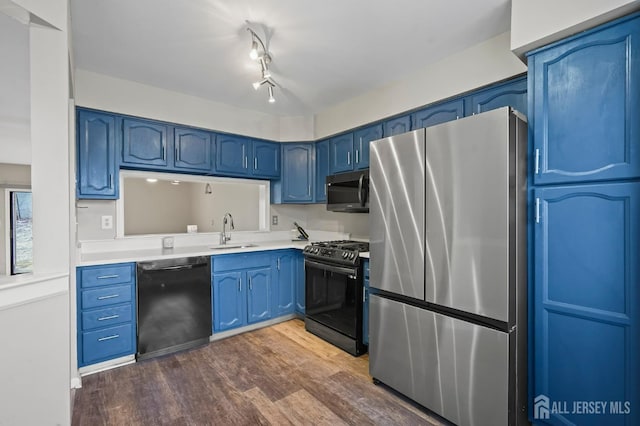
79 240 370 266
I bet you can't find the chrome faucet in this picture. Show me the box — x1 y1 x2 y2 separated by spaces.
220 212 235 244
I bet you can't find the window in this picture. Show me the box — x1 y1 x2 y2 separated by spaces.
10 191 32 274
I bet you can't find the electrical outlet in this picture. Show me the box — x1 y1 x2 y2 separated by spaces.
101 215 113 230
272 215 278 225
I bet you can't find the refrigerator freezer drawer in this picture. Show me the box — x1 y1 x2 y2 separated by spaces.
369 295 509 426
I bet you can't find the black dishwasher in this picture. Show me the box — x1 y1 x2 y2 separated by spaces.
136 256 211 360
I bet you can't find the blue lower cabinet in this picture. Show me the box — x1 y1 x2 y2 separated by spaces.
81 324 136 366
363 260 370 346
212 271 245 332
212 253 274 332
533 182 639 425
295 251 305 314
247 267 272 324
77 263 136 367
272 250 296 316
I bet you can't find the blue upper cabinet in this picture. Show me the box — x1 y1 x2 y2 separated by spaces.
77 110 118 199
281 143 314 203
173 127 213 172
465 77 527 117
315 140 330 202
329 133 354 174
533 182 639 426
216 135 250 176
354 124 382 170
121 118 169 168
529 15 640 185
253 141 280 178
411 99 464 130
384 114 411 136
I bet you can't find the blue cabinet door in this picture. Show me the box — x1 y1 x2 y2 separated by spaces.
273 251 295 316
384 115 411 136
216 135 250 176
213 271 245 331
315 140 330 202
465 77 527 117
121 118 168 168
529 16 640 185
282 143 314 203
247 267 272 324
533 182 639 426
77 110 118 199
295 251 305 314
411 99 464 130
329 133 354 174
354 124 383 170
173 127 213 172
253 141 280 178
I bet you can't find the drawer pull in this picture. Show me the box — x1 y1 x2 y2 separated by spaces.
97 274 119 280
97 314 120 321
98 334 120 342
97 294 119 300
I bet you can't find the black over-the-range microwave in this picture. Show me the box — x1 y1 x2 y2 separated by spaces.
326 169 369 213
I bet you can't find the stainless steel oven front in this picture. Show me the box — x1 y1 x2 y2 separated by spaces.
304 258 367 356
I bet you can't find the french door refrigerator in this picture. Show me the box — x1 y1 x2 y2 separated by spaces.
369 107 528 426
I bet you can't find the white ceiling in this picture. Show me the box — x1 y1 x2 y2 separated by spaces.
72 1 511 117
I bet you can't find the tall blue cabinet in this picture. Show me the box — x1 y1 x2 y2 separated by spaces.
528 12 639 426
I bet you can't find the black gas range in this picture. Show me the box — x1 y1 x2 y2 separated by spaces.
302 240 369 266
302 240 369 356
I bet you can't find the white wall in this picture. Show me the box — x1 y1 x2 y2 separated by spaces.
314 32 526 138
0 12 31 165
75 69 283 141
511 0 640 57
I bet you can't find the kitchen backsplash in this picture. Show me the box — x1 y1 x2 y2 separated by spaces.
270 204 369 239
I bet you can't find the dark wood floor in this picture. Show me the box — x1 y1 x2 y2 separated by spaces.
72 319 442 425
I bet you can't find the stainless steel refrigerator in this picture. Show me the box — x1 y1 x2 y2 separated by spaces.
369 107 528 426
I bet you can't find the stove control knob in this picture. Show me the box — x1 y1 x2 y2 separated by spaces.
350 253 356 260
342 252 348 259
314 248 319 254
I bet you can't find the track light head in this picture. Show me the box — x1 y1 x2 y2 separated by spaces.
249 40 259 60
253 78 268 90
268 85 275 103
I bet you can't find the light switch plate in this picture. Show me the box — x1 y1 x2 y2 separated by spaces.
272 215 278 225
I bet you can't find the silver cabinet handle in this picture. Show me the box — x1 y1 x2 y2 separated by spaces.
98 314 119 321
347 151 351 165
363 289 367 303
249 276 252 291
108 174 113 189
98 334 120 342
254 158 258 170
355 150 359 164
237 278 241 292
535 198 541 224
175 145 179 161
97 274 119 280
97 294 119 300
308 185 311 196
535 148 540 174
277 258 281 270
161 141 165 160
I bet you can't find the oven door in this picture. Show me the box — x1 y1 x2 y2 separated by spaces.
304 259 362 339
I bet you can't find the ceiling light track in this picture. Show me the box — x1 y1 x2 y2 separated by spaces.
246 23 276 104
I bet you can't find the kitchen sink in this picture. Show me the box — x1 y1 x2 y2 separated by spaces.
209 244 259 250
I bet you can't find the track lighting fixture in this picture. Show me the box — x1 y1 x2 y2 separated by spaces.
246 23 276 104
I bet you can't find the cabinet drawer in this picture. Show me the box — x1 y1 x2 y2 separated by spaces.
79 264 134 288
81 304 133 331
81 324 134 365
81 284 133 310
213 252 272 272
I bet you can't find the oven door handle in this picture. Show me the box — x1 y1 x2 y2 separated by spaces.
305 259 358 277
